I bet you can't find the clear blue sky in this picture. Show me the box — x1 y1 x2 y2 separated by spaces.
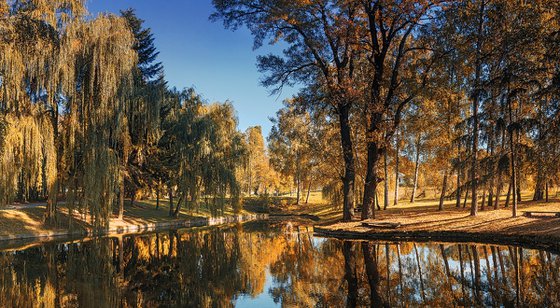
87 0 298 136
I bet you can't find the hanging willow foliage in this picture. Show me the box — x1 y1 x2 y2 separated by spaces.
0 1 136 229
60 15 136 229
0 1 70 209
0 112 55 205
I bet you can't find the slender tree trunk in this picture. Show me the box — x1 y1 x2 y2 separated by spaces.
463 186 469 208
394 131 400 206
411 138 421 203
118 173 125 220
494 181 501 209
456 143 462 208
296 150 301 205
296 174 301 205
375 190 381 211
516 162 522 203
439 168 448 211
173 194 184 217
505 182 511 208
156 183 160 209
471 0 485 217
545 181 549 203
130 189 135 207
481 187 486 211
168 184 174 217
384 149 389 210
46 104 59 223
339 103 355 221
508 93 517 217
305 181 311 204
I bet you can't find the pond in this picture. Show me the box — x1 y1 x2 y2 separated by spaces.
0 221 558 307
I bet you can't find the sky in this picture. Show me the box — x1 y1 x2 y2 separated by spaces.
87 0 298 137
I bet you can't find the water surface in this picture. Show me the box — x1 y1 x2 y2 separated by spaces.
0 221 558 307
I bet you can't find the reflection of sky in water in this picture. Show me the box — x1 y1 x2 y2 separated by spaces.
234 268 280 307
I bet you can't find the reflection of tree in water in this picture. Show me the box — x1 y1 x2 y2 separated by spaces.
1 224 559 307
264 240 560 307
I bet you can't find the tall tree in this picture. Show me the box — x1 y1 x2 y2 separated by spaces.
359 0 442 219
212 0 361 221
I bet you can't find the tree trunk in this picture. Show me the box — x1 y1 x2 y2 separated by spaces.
156 183 160 209
494 180 501 209
362 139 383 220
481 187 486 211
534 178 545 201
339 103 355 221
410 139 421 203
394 131 400 206
439 168 448 211
505 182 511 208
46 103 59 224
118 173 125 220
384 149 389 210
168 184 174 217
173 194 184 217
296 150 301 205
305 181 311 204
463 187 469 208
470 0 485 217
456 142 462 208
508 94 517 217
545 181 549 203
130 189 135 208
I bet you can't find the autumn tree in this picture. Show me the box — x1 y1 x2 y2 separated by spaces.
268 102 315 205
212 0 362 220
358 0 444 219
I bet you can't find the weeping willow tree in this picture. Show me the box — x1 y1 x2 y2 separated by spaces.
0 0 86 215
60 15 136 229
0 0 136 229
159 89 247 217
199 102 246 214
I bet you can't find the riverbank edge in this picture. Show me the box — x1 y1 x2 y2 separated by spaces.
0 213 269 243
313 226 560 253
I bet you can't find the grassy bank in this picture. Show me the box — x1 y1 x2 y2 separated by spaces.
0 199 255 242
314 198 560 252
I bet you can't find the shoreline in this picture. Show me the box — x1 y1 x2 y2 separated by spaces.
0 213 268 247
313 203 560 253
314 226 560 253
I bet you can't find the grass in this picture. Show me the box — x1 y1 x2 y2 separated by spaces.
316 191 560 249
0 189 554 244
0 198 253 241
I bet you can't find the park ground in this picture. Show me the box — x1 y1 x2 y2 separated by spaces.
1 191 560 250
0 199 255 242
